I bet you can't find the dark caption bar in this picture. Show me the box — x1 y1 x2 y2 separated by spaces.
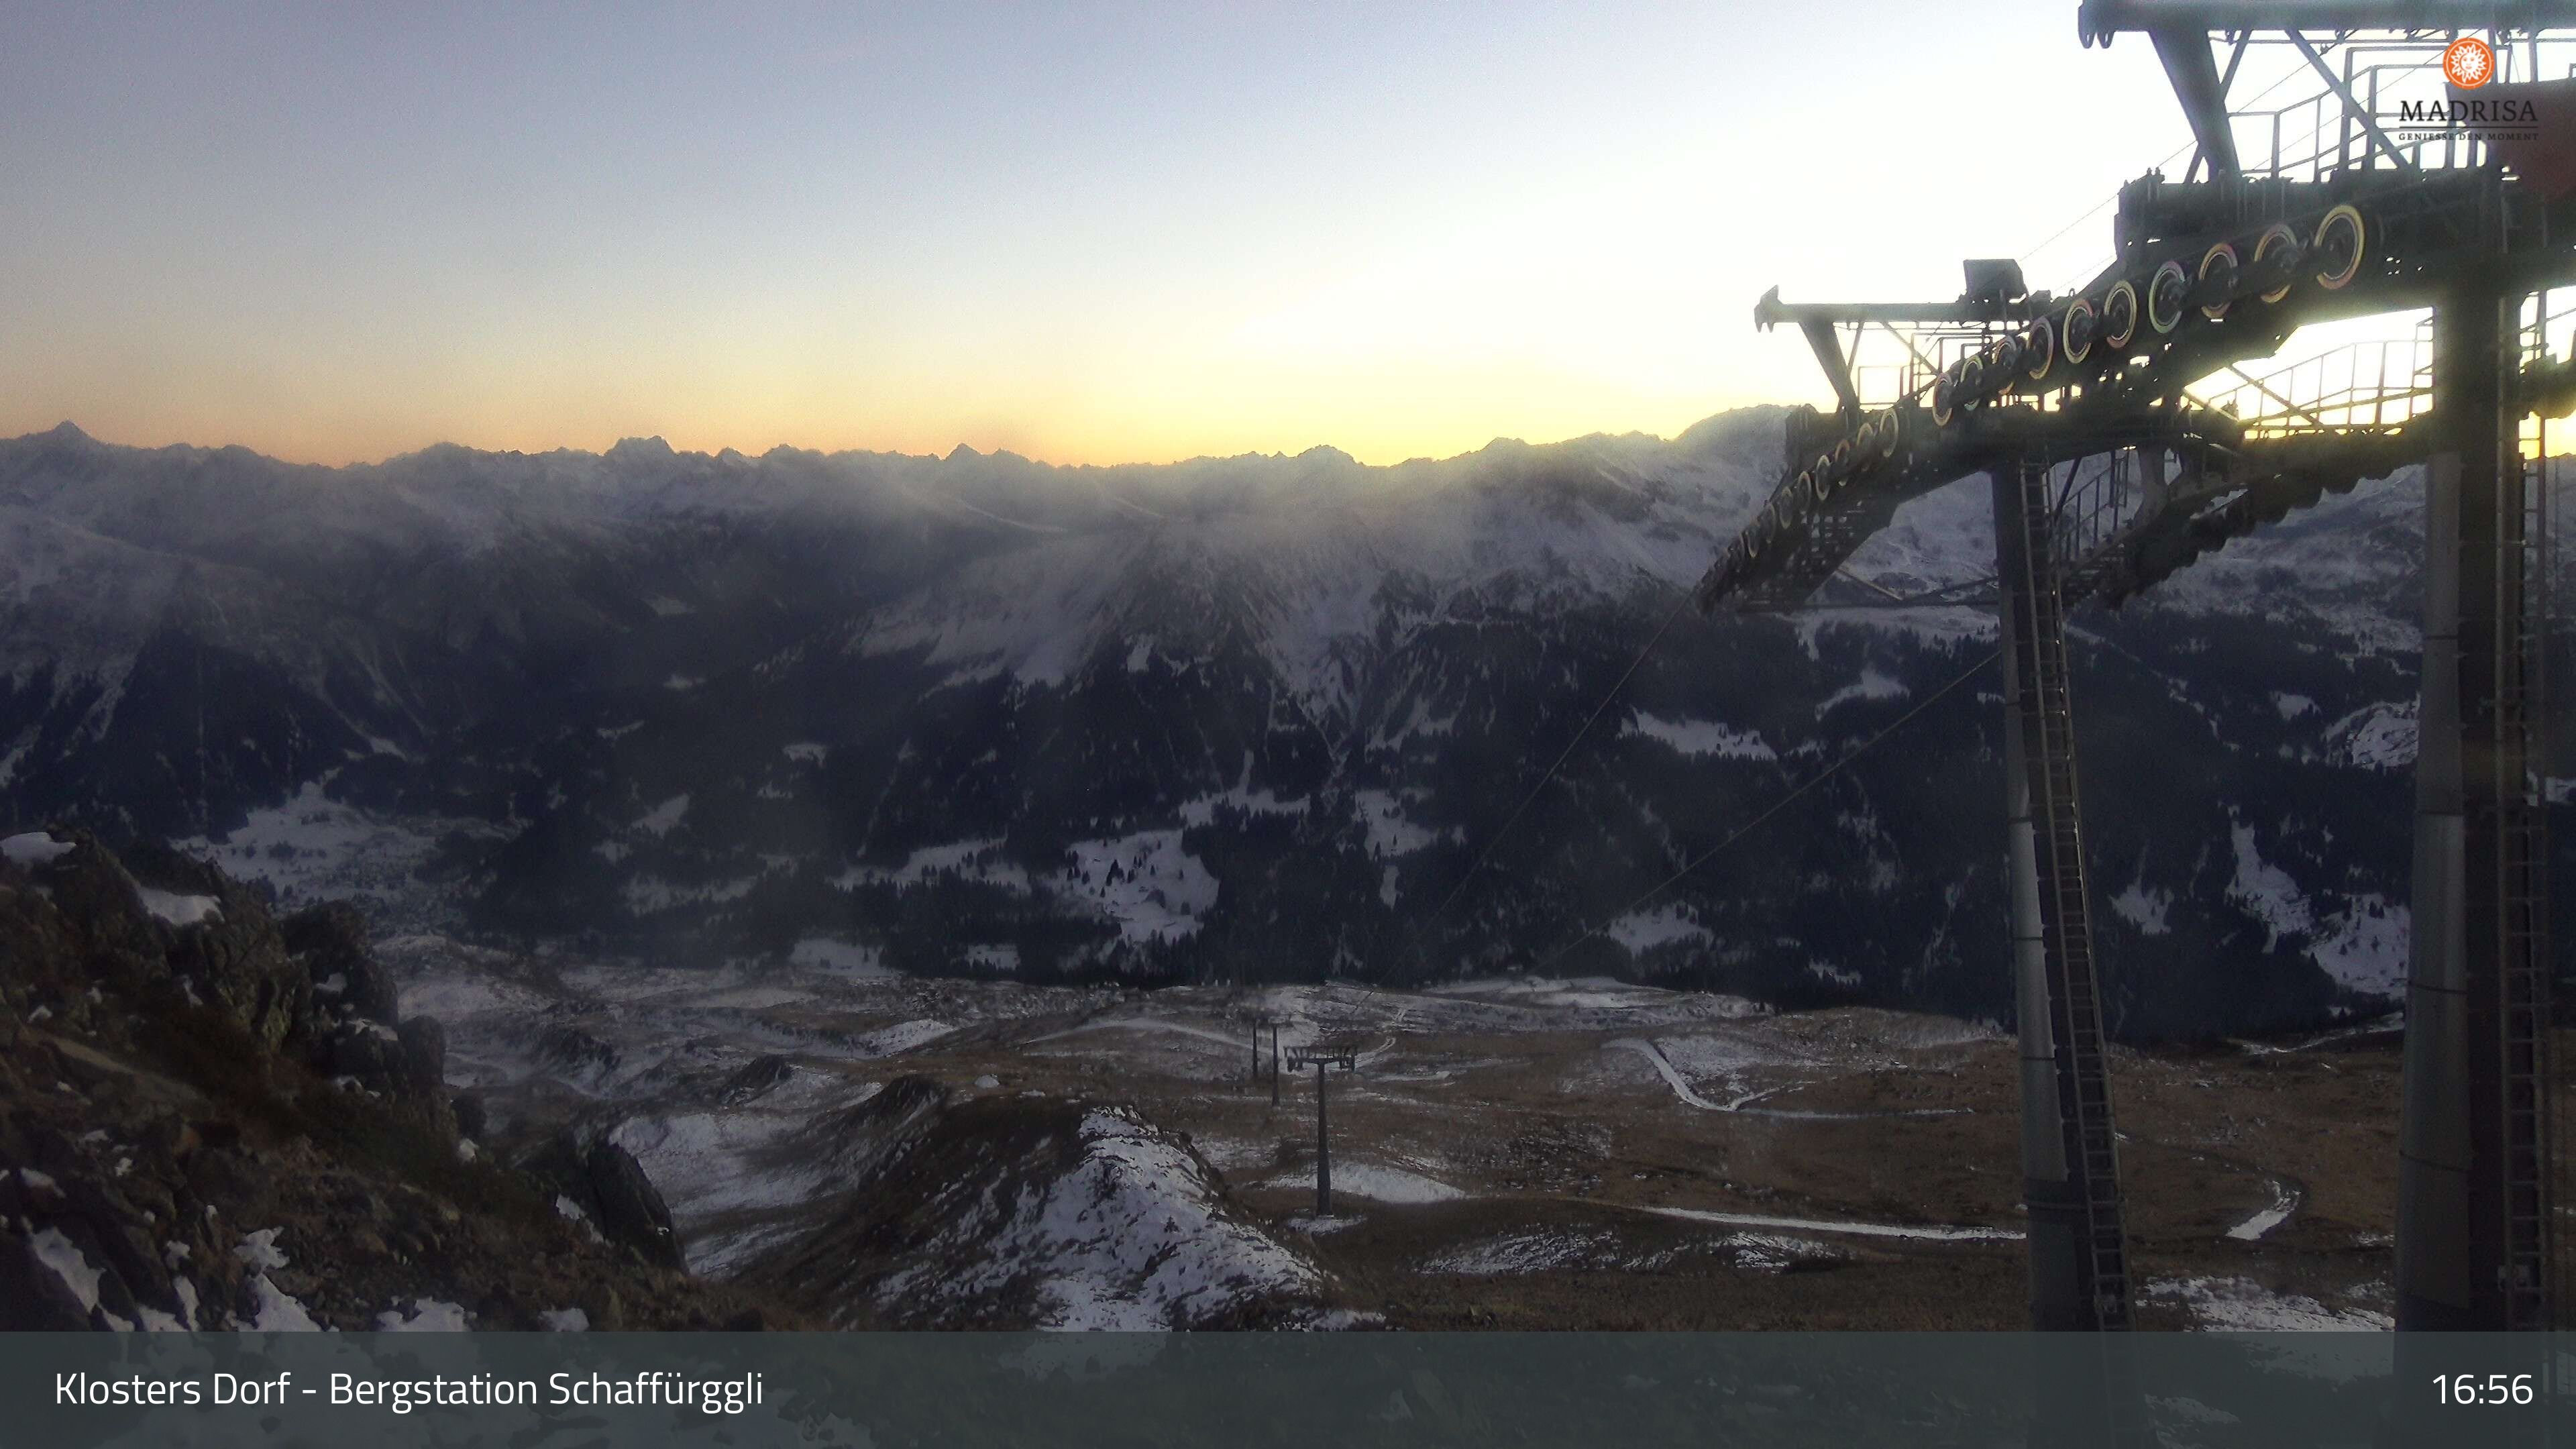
7 1332 2572 1447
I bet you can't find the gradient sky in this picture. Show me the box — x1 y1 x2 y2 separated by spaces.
1 2 2201 466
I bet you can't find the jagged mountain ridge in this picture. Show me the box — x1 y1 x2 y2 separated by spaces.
3 415 2556 1038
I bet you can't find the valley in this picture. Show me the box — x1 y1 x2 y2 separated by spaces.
5 417 2544 1042
389 933 2422 1332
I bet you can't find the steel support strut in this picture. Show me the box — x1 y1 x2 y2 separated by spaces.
1313 1059 1332 1217
1291 1050 1356 1218
1994 458 2151 1448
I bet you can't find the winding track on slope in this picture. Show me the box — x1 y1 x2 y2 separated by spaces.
1607 1037 1972 1120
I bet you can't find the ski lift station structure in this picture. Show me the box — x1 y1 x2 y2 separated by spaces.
1691 0 2576 1375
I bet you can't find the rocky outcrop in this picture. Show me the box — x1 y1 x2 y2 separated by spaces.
0 824 788 1330
741 1076 1327 1329
584 1140 685 1271
511 1131 690 1272
281 901 401 1028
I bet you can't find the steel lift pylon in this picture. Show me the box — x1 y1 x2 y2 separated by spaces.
1998 454 2153 1446
1996 456 2133 1340
1692 3 2576 1438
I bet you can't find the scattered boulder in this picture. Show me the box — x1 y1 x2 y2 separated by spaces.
11 828 159 967
0 1231 98 1330
537 1024 622 1079
123 841 309 1053
396 1017 447 1100
327 1020 409 1090
282 902 400 1025
720 1053 796 1106
583 1139 686 1270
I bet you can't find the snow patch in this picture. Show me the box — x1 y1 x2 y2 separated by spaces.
1623 712 1776 760
788 936 894 976
855 1019 955 1056
1605 905 1711 957
1179 784 1309 828
2145 1275 2389 1332
1351 789 1452 857
1262 1161 1464 1204
176 780 470 920
1818 667 1907 715
895 1107 1322 1330
1727 1232 1849 1273
2310 895 2408 1000
1418 1230 1609 1275
633 794 690 837
2226 822 2316 949
377 1299 470 1331
2110 881 2172 936
1 832 73 867
30 1228 108 1319
135 887 220 927
233 1228 289 1271
835 838 1029 893
621 873 759 914
236 1275 321 1332
2328 701 2417 769
1054 830 1218 943
1642 1205 2021 1242
2226 1179 2301 1242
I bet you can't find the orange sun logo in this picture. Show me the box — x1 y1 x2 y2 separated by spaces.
2444 36 2495 89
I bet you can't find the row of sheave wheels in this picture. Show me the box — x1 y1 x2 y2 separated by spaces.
1732 203 2367 578
1738 403 1911 564
1929 203 2365 427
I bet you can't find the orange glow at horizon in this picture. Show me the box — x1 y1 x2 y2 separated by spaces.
15 361 1775 472
0 2 2190 477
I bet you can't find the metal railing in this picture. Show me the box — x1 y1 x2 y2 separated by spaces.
2048 451 2143 583
2212 35 2576 184
2189 327 2437 435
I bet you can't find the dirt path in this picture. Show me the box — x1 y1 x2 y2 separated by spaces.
1607 1037 1972 1120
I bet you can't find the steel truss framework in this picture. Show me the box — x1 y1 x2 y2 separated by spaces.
1694 5 2574 1437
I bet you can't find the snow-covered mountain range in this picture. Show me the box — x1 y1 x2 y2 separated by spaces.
3 416 2561 1038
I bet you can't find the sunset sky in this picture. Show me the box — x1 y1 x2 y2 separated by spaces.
2 2 2197 466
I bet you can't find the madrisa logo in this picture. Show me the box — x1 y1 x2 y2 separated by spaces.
2398 98 2540 125
2395 94 2540 142
2396 42 2535 143
2443 36 2496 89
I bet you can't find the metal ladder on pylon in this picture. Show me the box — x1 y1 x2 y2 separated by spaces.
2501 299 2558 1337
2010 458 2137 1332
2002 458 2152 1449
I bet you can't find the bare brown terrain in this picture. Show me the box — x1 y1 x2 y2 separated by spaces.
875 985 2418 1330
398 934 2484 1332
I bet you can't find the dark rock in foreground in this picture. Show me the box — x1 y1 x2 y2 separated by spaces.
0 824 789 1330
